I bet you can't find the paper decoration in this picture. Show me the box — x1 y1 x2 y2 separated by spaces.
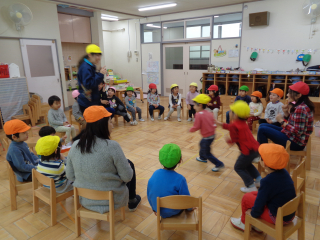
247 47 250 51
148 53 153 60
146 61 159 72
292 50 295 54
277 49 281 54
147 73 159 84
68 56 72 62
228 49 239 58
259 49 261 53
251 48 253 52
283 50 285 54
287 50 290 54
214 45 227 58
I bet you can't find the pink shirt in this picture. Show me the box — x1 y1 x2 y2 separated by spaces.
189 110 216 138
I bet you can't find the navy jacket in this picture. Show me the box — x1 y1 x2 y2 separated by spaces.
235 95 252 105
251 169 296 222
77 60 104 108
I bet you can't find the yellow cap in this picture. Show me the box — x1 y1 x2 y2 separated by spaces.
230 100 250 119
86 44 102 54
170 84 178 89
35 136 60 156
192 94 211 104
190 82 198 87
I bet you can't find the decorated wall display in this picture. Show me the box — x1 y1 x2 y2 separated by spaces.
244 46 318 55
214 45 227 58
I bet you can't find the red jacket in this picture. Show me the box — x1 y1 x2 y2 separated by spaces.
190 110 216 138
223 120 260 155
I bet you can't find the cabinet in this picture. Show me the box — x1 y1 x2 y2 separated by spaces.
58 14 91 43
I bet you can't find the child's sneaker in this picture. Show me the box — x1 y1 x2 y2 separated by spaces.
158 116 162 120
212 164 225 172
127 113 131 120
65 142 73 147
187 118 192 122
178 118 181 122
139 118 145 122
255 181 260 188
164 117 168 121
151 117 154 121
252 156 260 163
240 186 258 193
130 121 134 125
134 120 138 125
230 217 245 231
128 195 141 212
196 157 207 163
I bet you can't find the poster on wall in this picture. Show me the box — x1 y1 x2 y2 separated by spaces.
147 61 159 72
147 72 159 84
228 49 239 58
214 45 227 58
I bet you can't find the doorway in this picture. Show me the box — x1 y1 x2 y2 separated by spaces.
163 42 210 97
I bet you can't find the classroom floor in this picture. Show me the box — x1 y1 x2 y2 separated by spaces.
0 96 320 240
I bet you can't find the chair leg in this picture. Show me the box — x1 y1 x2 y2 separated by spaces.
110 213 115 240
244 221 251 240
50 201 57 226
306 142 311 171
9 185 17 211
121 207 125 220
75 211 81 237
33 194 39 213
298 221 305 240
157 227 161 240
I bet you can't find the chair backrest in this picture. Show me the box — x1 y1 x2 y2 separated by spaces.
6 161 17 185
74 187 111 201
68 109 73 124
277 192 304 221
32 168 54 187
291 158 306 190
1 137 11 151
158 195 201 209
28 100 38 121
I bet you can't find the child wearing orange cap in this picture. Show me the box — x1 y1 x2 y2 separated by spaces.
247 91 263 131
4 119 39 182
231 143 296 232
258 88 284 127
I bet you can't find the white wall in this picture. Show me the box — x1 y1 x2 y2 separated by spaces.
211 38 241 68
241 0 320 70
0 0 70 107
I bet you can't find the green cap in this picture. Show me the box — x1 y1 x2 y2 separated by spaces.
250 52 258 61
303 54 311 63
159 143 181 168
240 85 249 92
126 86 134 91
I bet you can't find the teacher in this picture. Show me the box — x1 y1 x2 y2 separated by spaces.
66 106 141 213
77 44 107 113
257 81 314 151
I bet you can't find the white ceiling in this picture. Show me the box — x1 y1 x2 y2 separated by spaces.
48 0 261 19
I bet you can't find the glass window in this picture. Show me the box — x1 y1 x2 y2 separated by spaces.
163 21 184 41
165 47 183 69
189 45 210 70
141 23 161 43
27 45 55 77
213 12 242 39
186 18 210 38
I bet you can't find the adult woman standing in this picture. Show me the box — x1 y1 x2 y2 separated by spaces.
66 106 141 213
77 44 107 113
257 82 314 151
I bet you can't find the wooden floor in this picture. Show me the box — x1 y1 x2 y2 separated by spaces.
0 96 320 240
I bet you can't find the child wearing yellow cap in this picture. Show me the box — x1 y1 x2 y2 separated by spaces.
217 101 261 192
186 82 199 122
147 144 192 218
4 119 40 182
231 143 296 232
165 84 182 122
35 136 73 193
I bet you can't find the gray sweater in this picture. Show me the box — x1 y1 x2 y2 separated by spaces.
66 138 133 213
147 93 160 105
264 101 284 123
48 108 67 129
125 95 137 108
72 101 83 120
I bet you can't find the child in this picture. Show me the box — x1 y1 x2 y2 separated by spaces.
186 82 199 122
218 101 261 192
190 94 224 172
35 136 73 193
226 85 251 124
47 95 76 145
147 143 192 218
147 83 165 121
259 88 284 127
72 90 86 130
165 84 182 122
98 81 116 117
101 87 131 123
4 119 39 182
230 143 296 232
207 85 221 120
247 91 264 131
125 86 145 125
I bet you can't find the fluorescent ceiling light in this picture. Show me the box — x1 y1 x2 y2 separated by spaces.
146 24 167 29
214 16 219 18
139 3 177 11
101 14 118 21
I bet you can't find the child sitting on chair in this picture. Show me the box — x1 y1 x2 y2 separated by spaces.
72 90 86 130
47 95 76 146
165 84 182 122
186 82 199 122
207 85 221 120
147 144 192 218
230 143 296 232
4 119 39 182
147 83 165 121
125 86 145 125
35 136 73 193
247 91 263 131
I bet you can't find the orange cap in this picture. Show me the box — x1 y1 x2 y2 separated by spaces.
83 106 112 123
270 88 284 98
3 119 31 135
258 143 289 170
251 91 262 99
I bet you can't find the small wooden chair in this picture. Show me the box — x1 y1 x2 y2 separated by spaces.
146 103 164 120
291 158 306 195
74 187 125 240
32 169 73 226
252 119 259 133
167 99 184 119
6 161 32 211
289 138 311 170
244 192 305 240
157 195 202 240
11 104 35 126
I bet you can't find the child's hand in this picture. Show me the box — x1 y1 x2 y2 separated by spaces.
101 100 109 105
62 135 67 141
153 104 158 108
207 103 213 106
276 113 284 123
80 117 85 121
245 209 252 216
250 113 254 116
153 211 157 216
100 66 107 75
216 121 223 126
266 118 273 124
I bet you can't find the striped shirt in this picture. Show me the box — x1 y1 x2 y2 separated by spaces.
37 160 67 188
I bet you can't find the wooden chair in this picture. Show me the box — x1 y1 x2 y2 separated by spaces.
244 192 305 240
6 161 33 211
252 119 259 133
113 115 126 126
74 187 125 240
167 99 184 119
291 158 306 195
32 169 73 226
146 103 164 120
11 104 35 126
289 137 311 170
157 195 202 240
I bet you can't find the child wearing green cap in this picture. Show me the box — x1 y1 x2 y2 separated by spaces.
147 144 192 218
124 87 144 125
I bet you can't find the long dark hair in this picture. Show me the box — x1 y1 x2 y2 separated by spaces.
78 53 102 68
77 117 111 154
214 90 219 97
288 89 315 113
148 89 158 95
41 142 61 161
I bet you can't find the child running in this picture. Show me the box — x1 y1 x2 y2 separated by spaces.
207 85 221 120
165 84 182 122
186 82 199 122
247 91 263 131
147 83 165 121
190 94 224 172
125 86 144 125
217 101 261 192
